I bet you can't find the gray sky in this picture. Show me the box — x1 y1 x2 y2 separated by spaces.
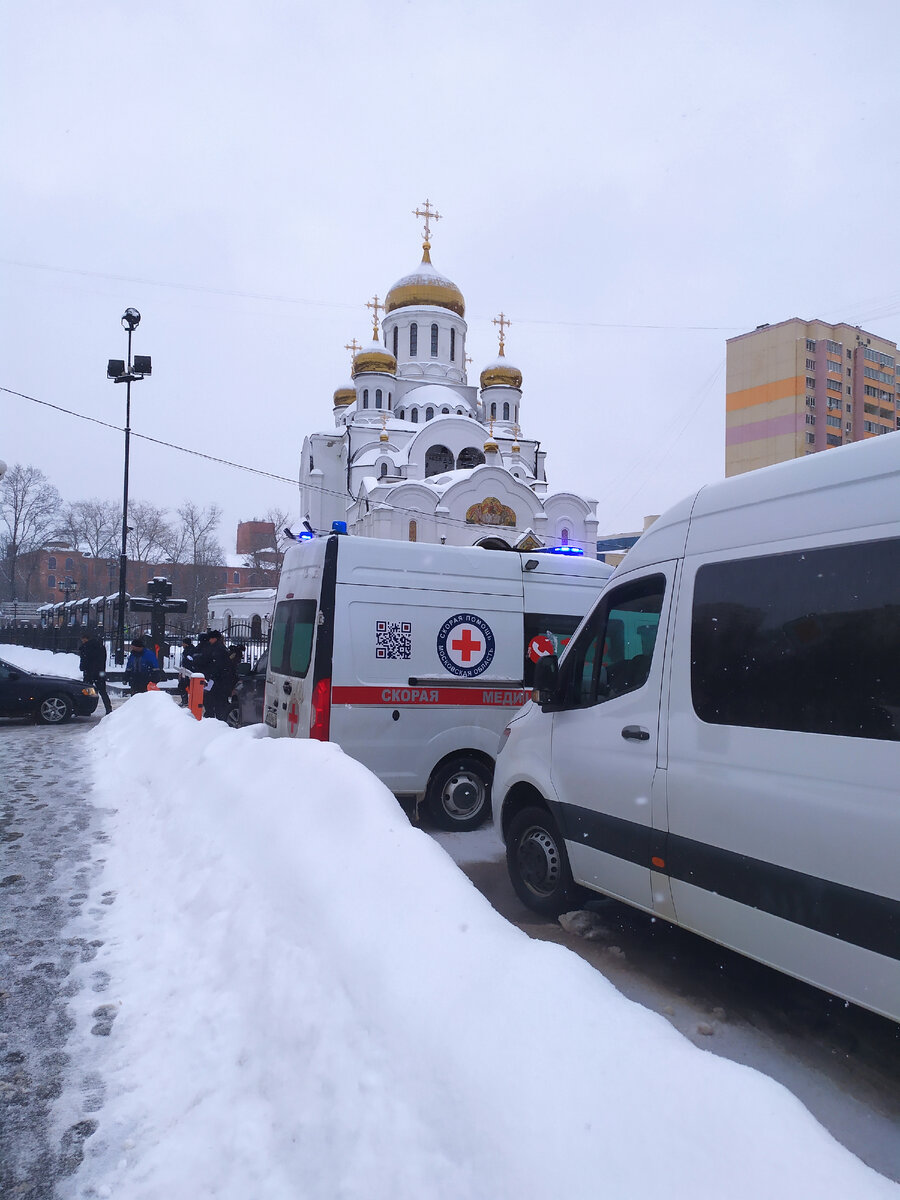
3 0 899 556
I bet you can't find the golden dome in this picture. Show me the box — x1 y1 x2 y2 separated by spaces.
483 436 499 453
352 341 397 377
380 429 389 443
480 347 523 390
385 244 465 317
333 383 356 407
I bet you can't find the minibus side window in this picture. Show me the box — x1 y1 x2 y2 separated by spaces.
560 576 665 708
691 537 900 740
270 599 317 678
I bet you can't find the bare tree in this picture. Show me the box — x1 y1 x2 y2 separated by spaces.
127 501 172 564
0 463 62 599
177 501 225 566
57 498 119 559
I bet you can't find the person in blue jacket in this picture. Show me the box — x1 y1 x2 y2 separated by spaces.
125 637 159 695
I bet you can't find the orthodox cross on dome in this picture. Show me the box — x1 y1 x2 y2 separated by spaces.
465 353 473 367
344 337 362 361
413 198 442 261
492 312 511 357
366 295 384 340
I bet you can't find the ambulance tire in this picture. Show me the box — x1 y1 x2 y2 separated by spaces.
426 755 492 832
505 805 580 918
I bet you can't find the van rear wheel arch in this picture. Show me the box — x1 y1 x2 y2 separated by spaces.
425 750 494 832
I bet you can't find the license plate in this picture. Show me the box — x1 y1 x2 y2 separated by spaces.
264 709 278 729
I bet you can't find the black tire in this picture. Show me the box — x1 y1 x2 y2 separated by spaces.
226 704 241 729
425 755 493 831
36 694 74 725
506 805 580 917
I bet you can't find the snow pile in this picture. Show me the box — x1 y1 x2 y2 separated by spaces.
69 694 897 1199
0 644 81 678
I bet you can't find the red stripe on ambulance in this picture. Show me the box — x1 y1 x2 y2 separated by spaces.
331 686 530 707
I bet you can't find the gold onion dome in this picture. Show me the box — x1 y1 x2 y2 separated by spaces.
352 340 397 377
480 347 523 391
333 383 356 407
385 243 465 317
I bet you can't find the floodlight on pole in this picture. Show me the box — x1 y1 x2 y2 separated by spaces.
107 309 151 666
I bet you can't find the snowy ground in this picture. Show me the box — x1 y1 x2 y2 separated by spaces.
33 694 896 1199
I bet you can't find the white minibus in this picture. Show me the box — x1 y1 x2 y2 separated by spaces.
493 433 900 1022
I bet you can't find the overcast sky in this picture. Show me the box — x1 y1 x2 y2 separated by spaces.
3 0 899 556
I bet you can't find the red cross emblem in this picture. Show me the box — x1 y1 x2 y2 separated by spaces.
288 699 299 734
451 627 482 662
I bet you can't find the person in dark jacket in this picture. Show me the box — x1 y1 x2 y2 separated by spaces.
79 631 112 715
125 637 159 695
177 637 196 707
194 629 237 720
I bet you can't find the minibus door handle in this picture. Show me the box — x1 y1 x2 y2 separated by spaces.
621 725 650 742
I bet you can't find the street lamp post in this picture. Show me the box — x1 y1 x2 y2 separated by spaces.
107 309 151 666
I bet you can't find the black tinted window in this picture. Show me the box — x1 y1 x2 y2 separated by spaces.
691 538 900 741
561 576 665 708
270 600 316 678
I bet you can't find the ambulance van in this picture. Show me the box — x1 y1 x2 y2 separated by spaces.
265 534 611 829
493 432 900 1021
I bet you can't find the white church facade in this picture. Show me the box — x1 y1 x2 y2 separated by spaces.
299 204 599 556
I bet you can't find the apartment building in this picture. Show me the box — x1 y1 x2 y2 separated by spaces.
725 318 898 476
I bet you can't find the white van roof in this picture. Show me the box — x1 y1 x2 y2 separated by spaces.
619 432 900 572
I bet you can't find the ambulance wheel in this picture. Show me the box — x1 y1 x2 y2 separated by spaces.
426 756 492 831
506 805 579 917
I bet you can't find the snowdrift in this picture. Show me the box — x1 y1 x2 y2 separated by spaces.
65 693 896 1199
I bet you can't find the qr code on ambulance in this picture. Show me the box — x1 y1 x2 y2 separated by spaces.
375 620 412 660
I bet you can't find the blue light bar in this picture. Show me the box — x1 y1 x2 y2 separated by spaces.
536 545 584 556
296 530 316 542
332 521 348 534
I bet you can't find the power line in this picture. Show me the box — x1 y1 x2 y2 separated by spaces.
1 386 298 486
0 255 743 333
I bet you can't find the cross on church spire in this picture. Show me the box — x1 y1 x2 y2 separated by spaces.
366 295 384 340
492 312 511 357
415 196 444 246
344 337 362 360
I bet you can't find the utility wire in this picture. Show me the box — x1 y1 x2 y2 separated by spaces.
0 256 743 333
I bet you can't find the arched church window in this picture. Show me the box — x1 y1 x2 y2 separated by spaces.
310 454 314 471
388 393 392 409
363 389 369 409
398 409 404 420
408 519 417 542
450 328 456 361
426 407 434 421
457 446 486 470
48 556 57 570
442 406 450 414
251 614 262 640
392 327 398 358
380 463 388 478
561 528 569 546
376 389 383 409
409 323 418 357
490 402 497 419
503 402 510 420
411 409 418 424
430 324 439 357
425 444 454 476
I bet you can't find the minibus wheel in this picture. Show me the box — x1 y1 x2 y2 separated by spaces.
506 806 579 917
426 755 492 832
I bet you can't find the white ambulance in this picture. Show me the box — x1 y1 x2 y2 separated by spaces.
264 534 611 829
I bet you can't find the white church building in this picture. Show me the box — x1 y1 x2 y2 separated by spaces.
299 205 599 556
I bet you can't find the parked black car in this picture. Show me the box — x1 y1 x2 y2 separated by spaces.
0 656 99 724
227 650 268 728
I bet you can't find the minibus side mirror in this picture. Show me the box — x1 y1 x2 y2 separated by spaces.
532 654 560 708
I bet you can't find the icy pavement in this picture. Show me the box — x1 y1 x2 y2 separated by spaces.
0 716 110 1199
